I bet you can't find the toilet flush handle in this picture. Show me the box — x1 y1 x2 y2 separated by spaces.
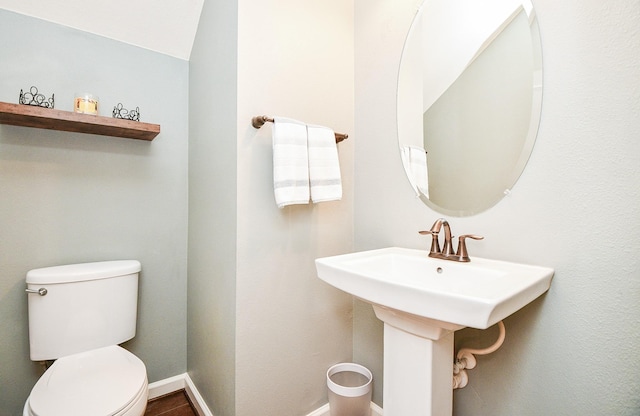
25 287 48 296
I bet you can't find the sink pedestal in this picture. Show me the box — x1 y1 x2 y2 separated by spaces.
374 305 464 416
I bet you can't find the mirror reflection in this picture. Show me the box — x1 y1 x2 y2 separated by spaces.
397 0 542 216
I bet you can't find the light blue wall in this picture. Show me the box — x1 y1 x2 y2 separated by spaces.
354 0 640 414
0 10 189 415
187 0 238 415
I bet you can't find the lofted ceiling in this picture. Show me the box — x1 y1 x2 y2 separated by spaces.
0 0 204 60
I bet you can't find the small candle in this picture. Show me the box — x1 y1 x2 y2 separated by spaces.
74 93 99 115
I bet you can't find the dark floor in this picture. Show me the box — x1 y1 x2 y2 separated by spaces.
145 390 198 416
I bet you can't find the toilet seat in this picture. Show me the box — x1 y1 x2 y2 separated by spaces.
26 345 148 416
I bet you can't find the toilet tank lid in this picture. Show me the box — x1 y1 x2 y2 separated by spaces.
26 260 141 284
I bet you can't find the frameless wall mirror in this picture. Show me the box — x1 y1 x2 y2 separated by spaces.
397 0 543 216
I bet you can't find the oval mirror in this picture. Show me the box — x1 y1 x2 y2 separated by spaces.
397 0 543 216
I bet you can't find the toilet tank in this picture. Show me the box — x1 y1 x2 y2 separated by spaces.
26 260 141 361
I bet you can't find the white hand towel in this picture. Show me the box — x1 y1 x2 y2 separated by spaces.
401 145 429 198
307 124 342 203
400 145 419 197
272 117 310 208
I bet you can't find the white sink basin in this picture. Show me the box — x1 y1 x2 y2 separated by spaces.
315 247 554 330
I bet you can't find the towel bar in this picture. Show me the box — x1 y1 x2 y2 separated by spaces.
251 115 348 143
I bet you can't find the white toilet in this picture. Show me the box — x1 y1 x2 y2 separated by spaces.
23 260 148 416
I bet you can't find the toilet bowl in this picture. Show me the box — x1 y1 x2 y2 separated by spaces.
23 345 148 416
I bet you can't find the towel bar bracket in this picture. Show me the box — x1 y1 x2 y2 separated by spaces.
252 115 273 129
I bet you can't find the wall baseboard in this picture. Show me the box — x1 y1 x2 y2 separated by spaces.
147 374 188 400
183 374 215 416
149 374 383 416
147 373 213 416
305 402 383 416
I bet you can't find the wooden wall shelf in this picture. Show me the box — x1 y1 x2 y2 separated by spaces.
0 101 160 141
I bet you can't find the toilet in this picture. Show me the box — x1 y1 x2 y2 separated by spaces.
23 260 148 416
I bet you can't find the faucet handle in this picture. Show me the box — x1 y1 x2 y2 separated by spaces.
419 230 441 255
456 235 484 262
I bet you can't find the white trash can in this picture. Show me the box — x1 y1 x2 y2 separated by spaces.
327 363 373 416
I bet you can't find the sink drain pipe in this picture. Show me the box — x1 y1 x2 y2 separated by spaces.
453 320 506 389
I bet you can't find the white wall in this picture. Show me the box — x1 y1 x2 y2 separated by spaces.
354 0 640 414
420 0 530 110
189 0 355 414
0 10 189 415
235 1 354 414
0 0 203 60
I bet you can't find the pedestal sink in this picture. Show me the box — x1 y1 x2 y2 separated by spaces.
315 247 553 416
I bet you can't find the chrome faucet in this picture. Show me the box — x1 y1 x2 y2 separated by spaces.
419 218 484 262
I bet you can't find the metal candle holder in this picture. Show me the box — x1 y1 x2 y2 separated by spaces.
19 86 55 108
112 103 140 122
